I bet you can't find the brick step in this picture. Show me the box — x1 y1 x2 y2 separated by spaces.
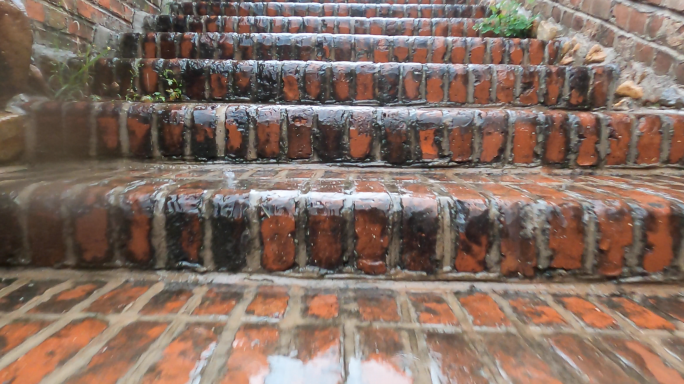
1 162 684 280
169 2 490 18
22 102 684 168
145 15 486 36
119 33 564 67
91 59 615 108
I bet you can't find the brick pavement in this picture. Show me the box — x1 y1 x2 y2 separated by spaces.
0 270 682 383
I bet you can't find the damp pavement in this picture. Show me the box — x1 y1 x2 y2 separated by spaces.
0 269 681 383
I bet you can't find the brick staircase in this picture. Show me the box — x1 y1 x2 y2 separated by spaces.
7 0 684 281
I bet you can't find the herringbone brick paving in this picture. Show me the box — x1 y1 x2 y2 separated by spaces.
0 270 682 383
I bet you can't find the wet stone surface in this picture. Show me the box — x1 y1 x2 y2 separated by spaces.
0 271 680 383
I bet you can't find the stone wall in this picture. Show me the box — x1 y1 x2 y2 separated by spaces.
18 0 160 51
528 0 684 85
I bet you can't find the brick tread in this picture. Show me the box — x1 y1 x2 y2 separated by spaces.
170 2 490 17
2 162 684 278
23 102 683 168
0 273 681 383
90 59 615 108
145 14 485 35
120 32 564 66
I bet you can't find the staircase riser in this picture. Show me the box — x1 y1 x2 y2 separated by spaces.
1 168 683 279
24 103 684 168
120 33 563 67
92 59 616 108
170 3 489 18
146 15 484 36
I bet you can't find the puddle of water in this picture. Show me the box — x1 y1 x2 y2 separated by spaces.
265 347 343 384
346 357 413 384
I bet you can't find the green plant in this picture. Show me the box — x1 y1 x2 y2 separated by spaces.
161 69 183 101
48 45 111 101
474 0 537 38
125 69 182 102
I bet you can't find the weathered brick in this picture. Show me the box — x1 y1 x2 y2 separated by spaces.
444 184 490 272
218 325 279 383
511 111 538 164
470 65 492 104
547 334 640 384
544 66 565 106
446 110 476 162
87 282 151 314
70 184 116 266
605 296 676 330
316 107 347 161
568 187 633 276
426 332 493 383
96 102 122 157
353 182 391 275
0 281 61 312
66 322 168 384
140 284 193 315
415 109 443 160
519 184 585 270
508 295 568 327
0 319 107 384
496 65 516 103
483 333 566 383
31 282 105 314
0 320 53 355
349 108 374 160
601 337 684 383
165 183 206 268
357 290 400 321
636 115 662 165
193 286 242 315
246 286 289 318
259 191 297 271
256 106 281 158
481 184 536 277
28 183 69 267
381 109 411 163
141 322 222 383
409 293 458 324
479 110 507 163
605 113 633 165
304 292 339 319
211 189 250 271
286 107 313 159
459 292 510 327
400 183 439 273
307 192 346 270
556 296 617 329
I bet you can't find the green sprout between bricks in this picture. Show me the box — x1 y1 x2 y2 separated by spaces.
48 45 110 102
474 0 537 38
126 69 183 103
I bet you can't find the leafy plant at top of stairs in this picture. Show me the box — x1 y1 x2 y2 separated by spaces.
474 0 537 38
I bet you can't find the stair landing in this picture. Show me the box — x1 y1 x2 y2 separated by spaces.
0 270 681 383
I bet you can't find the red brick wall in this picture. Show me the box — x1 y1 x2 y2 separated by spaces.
20 0 160 51
528 0 684 85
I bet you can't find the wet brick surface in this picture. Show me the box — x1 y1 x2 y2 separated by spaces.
3 162 684 280
0 271 680 383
